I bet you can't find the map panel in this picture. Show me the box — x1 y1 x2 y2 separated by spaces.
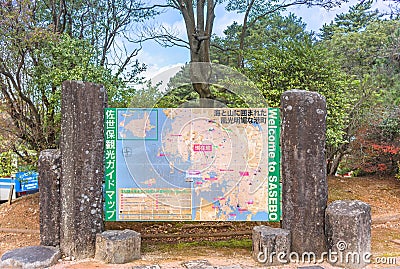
104 108 281 221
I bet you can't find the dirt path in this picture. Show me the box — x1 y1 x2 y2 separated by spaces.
49 255 400 269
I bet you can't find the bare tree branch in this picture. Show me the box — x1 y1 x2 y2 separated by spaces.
138 24 190 49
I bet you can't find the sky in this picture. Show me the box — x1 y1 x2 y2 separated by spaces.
134 0 395 83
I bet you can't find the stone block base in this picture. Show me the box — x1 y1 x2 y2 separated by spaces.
95 229 141 264
252 225 291 266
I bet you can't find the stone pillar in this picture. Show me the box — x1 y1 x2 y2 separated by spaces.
281 90 328 255
60 81 107 259
325 200 371 269
38 149 61 247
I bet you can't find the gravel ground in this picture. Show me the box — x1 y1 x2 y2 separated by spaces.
0 176 399 268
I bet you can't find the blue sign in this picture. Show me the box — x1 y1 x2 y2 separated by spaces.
15 171 39 192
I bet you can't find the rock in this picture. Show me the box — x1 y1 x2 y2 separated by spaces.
60 81 107 259
325 200 371 269
38 149 61 247
132 264 161 269
182 259 214 269
95 229 141 264
252 225 291 266
0 246 60 269
281 90 328 256
297 267 325 269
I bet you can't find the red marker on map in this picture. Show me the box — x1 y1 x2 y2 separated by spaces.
193 144 213 152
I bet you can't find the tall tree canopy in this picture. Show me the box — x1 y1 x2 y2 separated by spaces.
155 0 347 101
0 0 156 165
319 1 400 175
209 1 400 175
212 11 354 150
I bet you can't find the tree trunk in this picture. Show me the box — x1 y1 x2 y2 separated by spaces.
177 0 215 106
190 44 213 104
329 152 343 176
328 145 351 176
237 0 256 69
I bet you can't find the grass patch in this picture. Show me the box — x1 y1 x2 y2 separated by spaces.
142 239 253 253
328 187 359 202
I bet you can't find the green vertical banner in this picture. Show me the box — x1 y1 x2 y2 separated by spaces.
104 108 117 221
267 108 281 221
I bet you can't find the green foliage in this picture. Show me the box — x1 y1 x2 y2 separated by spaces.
320 5 400 122
212 13 309 66
129 81 164 108
156 85 198 108
320 0 381 40
213 12 353 147
0 0 152 163
0 151 15 177
246 13 309 49
156 66 199 107
212 22 242 66
336 166 352 176
31 34 131 108
161 64 265 108
351 168 365 178
244 36 352 147
324 19 400 77
320 4 400 174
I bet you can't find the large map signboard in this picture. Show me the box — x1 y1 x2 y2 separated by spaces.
104 108 280 222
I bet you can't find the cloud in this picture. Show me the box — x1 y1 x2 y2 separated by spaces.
371 0 396 15
142 63 185 91
136 48 159 67
287 3 352 31
213 6 244 36
288 0 395 32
